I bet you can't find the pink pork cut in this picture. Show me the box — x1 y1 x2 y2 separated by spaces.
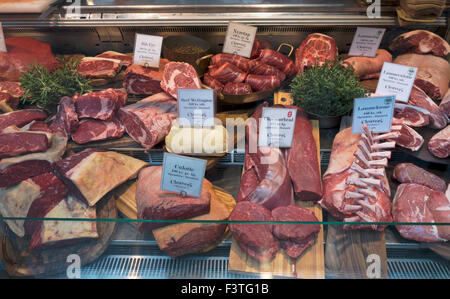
74 89 127 121
440 89 450 117
0 109 47 131
49 96 79 137
123 59 170 95
393 183 450 242
389 30 450 57
160 62 201 99
0 132 48 159
117 92 178 150
295 33 338 74
343 49 392 79
71 118 124 144
77 57 121 79
408 85 448 129
428 125 450 158
393 163 446 193
393 103 430 127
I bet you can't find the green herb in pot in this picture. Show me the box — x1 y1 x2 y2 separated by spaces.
290 59 367 117
20 57 92 113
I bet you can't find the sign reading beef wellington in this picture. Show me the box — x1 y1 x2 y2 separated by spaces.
222 21 257 58
0 23 6 52
375 62 417 103
133 33 163 68
258 107 297 148
348 27 385 57
352 95 395 134
177 89 216 128
160 153 207 198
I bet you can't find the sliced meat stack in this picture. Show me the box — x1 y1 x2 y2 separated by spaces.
320 125 395 231
295 33 338 74
160 62 202 99
428 125 450 158
123 59 169 95
389 30 450 57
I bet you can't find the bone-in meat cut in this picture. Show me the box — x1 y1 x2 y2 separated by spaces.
320 125 394 231
0 109 47 131
343 49 392 79
408 85 448 129
393 163 447 193
74 89 127 121
295 33 338 74
71 118 124 144
390 123 424 151
117 92 178 150
123 59 169 95
428 125 450 158
393 103 430 127
160 62 202 99
389 30 450 57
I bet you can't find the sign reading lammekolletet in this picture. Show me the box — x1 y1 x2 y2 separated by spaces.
222 22 257 58
375 62 417 103
133 33 163 68
352 95 395 134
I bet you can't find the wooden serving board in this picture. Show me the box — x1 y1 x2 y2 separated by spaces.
0 194 117 277
324 116 388 279
228 110 325 278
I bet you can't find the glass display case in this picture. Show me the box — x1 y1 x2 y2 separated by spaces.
0 0 448 280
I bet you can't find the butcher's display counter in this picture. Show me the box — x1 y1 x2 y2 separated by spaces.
0 1 449 280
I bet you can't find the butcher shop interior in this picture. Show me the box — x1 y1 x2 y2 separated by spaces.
0 0 449 280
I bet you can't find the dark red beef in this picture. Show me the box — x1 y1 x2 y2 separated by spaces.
222 82 252 95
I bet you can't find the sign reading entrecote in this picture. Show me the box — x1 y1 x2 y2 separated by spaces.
352 95 395 134
133 33 163 68
222 22 257 59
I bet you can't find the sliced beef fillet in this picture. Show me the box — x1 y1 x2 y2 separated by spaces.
245 74 280 92
408 85 448 129
208 62 247 85
77 57 122 79
440 89 450 117
211 53 250 72
96 51 133 66
53 149 147 206
0 132 48 159
117 92 178 150
343 49 392 79
229 201 280 262
248 60 286 81
49 96 79 137
295 33 338 74
223 82 252 95
160 62 202 99
393 183 450 242
255 49 296 77
0 109 47 131
389 30 450 57
136 166 211 231
74 89 127 121
71 118 124 144
123 59 169 95
271 205 321 259
428 125 450 158
393 163 447 192
393 103 430 127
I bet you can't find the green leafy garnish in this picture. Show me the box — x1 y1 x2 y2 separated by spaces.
290 58 367 117
20 57 91 112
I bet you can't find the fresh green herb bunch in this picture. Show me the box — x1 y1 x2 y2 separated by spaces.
290 58 367 116
20 57 92 112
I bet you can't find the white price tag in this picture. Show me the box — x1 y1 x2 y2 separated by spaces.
178 89 216 128
160 153 207 198
258 107 297 148
352 96 395 134
0 23 6 53
133 33 163 68
222 22 257 58
348 27 385 57
375 62 417 103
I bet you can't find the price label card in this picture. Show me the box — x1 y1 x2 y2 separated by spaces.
133 33 163 68
0 23 6 53
258 107 297 148
222 22 257 58
352 95 395 134
375 62 417 103
348 27 386 57
178 89 216 127
160 153 207 198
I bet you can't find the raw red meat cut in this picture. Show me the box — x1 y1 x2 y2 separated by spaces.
343 49 392 79
203 73 224 94
0 37 59 82
136 166 211 231
408 85 448 129
0 132 48 159
393 163 446 192
0 159 52 188
440 89 450 117
49 96 79 137
53 149 147 206
389 30 450 57
229 201 280 262
248 60 286 81
123 59 169 95
211 53 250 72
282 105 322 201
222 82 252 95
74 89 127 121
393 183 449 242
295 33 338 75
256 49 296 77
0 91 16 112
428 125 450 158
25 121 52 133
160 62 202 99
117 92 178 150
245 74 280 92
394 54 449 101
391 123 424 151
71 118 124 144
96 51 133 66
271 205 320 259
250 39 261 59
320 126 394 231
393 103 430 127
0 81 24 100
77 57 122 79
208 62 247 85
237 103 294 210
0 109 47 131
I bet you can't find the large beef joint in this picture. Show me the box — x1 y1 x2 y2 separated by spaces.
229 201 280 262
389 30 450 57
71 118 124 144
295 33 338 74
428 125 450 158
53 149 147 206
77 57 121 79
393 163 447 193
343 49 392 79
117 92 177 150
123 59 169 95
0 109 47 131
160 62 201 99
49 96 79 137
136 166 211 231
74 89 127 121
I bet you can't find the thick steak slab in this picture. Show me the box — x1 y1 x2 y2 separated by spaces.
428 125 450 158
161 62 201 99
0 109 47 131
74 89 127 121
393 163 446 192
71 118 124 144
0 132 48 159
